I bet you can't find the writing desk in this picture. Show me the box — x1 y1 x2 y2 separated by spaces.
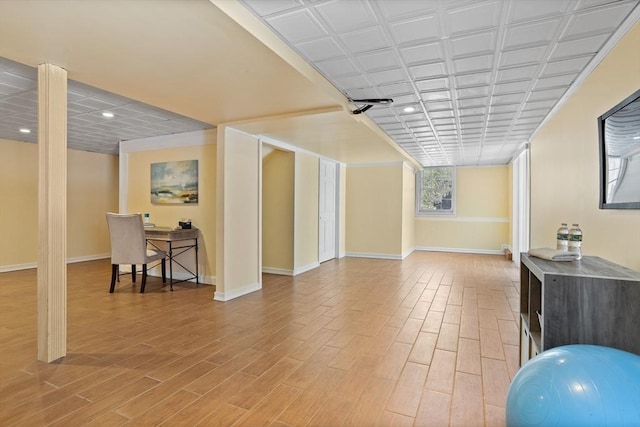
144 227 198 290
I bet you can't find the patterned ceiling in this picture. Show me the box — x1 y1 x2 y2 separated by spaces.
0 1 638 165
240 0 640 166
0 57 213 155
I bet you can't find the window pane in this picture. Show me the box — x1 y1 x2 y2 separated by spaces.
418 166 454 213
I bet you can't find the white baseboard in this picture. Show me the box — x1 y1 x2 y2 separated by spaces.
0 262 36 273
147 266 215 285
262 267 294 276
214 282 261 301
414 246 504 255
346 252 404 260
402 247 415 259
0 253 110 273
68 253 111 264
293 262 320 276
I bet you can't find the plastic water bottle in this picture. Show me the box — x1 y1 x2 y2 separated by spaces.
556 223 569 251
568 224 582 260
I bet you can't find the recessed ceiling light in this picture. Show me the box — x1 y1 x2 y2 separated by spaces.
19 128 31 134
403 107 416 113
633 136 640 140
102 112 114 118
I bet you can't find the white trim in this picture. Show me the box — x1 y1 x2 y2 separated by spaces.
457 164 509 169
262 267 294 276
528 6 640 144
509 142 529 165
1 253 111 273
118 148 128 213
402 247 415 259
348 161 406 168
198 275 215 286
346 252 405 260
0 262 36 273
414 246 504 255
415 216 509 223
403 162 417 173
293 262 320 276
258 134 347 167
338 251 346 258
119 129 216 153
258 138 263 292
67 253 111 264
214 282 261 301
334 161 342 262
293 152 299 273
147 267 215 285
416 165 457 216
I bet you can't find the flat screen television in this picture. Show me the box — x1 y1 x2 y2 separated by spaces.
598 88 640 209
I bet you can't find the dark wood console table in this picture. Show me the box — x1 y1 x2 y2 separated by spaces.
519 253 640 365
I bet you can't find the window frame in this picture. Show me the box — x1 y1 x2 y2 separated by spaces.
415 166 456 216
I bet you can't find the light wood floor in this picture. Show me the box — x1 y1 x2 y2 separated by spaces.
1 252 521 426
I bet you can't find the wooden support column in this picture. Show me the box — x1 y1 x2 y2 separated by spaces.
37 63 67 362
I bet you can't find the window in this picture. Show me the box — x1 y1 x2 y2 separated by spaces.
416 166 455 215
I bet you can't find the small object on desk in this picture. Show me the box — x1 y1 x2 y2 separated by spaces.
528 247 581 262
179 220 191 229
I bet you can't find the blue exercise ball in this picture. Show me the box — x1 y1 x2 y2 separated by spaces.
506 345 640 427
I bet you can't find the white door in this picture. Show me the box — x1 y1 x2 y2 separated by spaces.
319 159 337 263
512 148 530 265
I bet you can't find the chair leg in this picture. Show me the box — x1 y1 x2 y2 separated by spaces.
140 264 147 293
110 264 118 293
131 264 136 283
161 259 166 283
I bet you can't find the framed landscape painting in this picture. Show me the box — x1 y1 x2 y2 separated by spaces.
150 160 198 204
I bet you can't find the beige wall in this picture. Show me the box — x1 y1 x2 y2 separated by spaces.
530 22 640 270
415 166 510 253
127 141 216 282
0 139 118 270
68 149 119 259
294 152 319 270
262 149 294 271
346 164 403 257
0 139 38 268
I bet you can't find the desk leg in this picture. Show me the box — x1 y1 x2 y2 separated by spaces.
169 241 173 291
195 238 199 285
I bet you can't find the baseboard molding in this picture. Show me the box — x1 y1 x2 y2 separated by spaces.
262 267 294 276
0 262 36 273
214 282 261 301
293 262 320 276
0 253 111 273
147 266 215 285
414 246 504 255
402 248 415 259
68 253 111 264
346 252 404 260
